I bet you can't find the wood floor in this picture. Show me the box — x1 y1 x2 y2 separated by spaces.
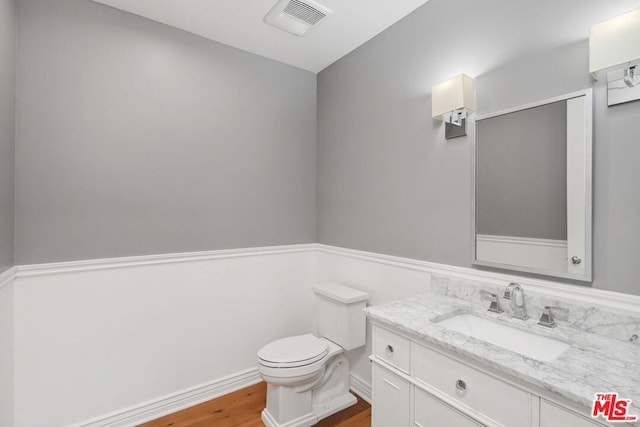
140 382 371 427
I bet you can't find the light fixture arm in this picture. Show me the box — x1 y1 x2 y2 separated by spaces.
445 110 467 127
624 65 638 88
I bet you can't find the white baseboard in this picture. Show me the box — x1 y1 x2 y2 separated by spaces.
72 368 262 427
71 369 370 427
350 373 372 405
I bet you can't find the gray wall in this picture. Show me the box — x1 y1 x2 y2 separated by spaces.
317 0 640 295
0 0 15 275
15 0 317 264
476 101 567 240
0 2 14 426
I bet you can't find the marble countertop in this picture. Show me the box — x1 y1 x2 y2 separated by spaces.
365 292 640 425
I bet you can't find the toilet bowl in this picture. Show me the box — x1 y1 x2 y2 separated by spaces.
258 334 331 386
257 283 369 427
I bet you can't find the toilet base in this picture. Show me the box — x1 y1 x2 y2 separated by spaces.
261 351 357 427
313 391 357 421
262 408 316 427
261 391 357 427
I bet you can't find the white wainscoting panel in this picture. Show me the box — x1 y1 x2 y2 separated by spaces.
6 244 640 426
12 245 316 427
0 269 15 427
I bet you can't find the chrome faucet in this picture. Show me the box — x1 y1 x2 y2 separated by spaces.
503 283 528 320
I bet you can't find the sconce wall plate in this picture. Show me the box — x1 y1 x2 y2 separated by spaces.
607 63 640 106
445 118 467 139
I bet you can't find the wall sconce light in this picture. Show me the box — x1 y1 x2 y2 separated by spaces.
589 7 640 106
432 74 475 139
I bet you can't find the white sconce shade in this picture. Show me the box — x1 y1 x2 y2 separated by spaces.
431 73 475 120
589 7 640 78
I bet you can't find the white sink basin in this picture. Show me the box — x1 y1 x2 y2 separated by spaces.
436 313 570 362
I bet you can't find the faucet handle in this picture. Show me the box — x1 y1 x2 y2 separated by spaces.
538 306 569 328
479 290 504 314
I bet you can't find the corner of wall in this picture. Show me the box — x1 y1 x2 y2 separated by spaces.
0 267 16 427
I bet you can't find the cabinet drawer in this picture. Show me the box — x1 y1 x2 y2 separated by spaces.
540 399 603 427
373 325 411 373
414 344 532 427
373 364 410 427
414 387 481 427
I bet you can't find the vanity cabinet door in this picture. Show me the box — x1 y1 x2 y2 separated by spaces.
414 387 481 427
373 364 410 427
540 400 602 427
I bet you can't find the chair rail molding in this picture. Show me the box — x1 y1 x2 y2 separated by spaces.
7 243 638 312
316 244 640 314
0 266 16 291
14 244 318 278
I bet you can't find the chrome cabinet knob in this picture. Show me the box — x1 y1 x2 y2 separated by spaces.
455 379 466 392
571 256 582 265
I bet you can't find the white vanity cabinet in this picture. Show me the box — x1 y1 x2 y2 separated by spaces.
371 323 609 427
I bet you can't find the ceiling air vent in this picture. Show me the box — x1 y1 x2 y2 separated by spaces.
264 0 332 37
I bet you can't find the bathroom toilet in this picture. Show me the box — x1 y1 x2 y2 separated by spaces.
257 283 369 427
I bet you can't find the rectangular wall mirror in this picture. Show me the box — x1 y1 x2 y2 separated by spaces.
473 90 593 281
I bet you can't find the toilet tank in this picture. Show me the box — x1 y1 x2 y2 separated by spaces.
312 283 369 351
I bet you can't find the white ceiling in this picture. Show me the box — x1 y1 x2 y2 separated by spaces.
90 0 432 73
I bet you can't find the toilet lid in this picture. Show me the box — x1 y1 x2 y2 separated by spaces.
258 334 329 367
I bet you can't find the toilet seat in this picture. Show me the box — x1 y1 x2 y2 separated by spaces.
258 334 329 368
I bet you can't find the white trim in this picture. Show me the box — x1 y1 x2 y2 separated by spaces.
476 234 567 248
566 95 589 277
71 368 262 427
350 373 372 404
316 244 640 314
475 89 592 121
0 266 16 291
15 244 317 278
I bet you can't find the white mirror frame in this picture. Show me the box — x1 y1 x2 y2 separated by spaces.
472 89 593 282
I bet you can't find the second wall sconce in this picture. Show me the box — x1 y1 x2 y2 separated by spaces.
432 73 475 139
589 7 640 106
